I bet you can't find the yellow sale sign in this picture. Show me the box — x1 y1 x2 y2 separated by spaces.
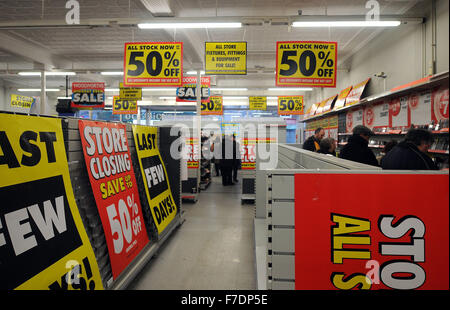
249 96 267 110
10 94 35 109
278 96 304 115
205 42 247 75
123 42 183 87
0 113 103 290
276 41 337 88
112 96 138 115
132 125 178 234
119 82 142 100
201 96 223 115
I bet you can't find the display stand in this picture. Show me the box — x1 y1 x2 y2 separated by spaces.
254 143 448 290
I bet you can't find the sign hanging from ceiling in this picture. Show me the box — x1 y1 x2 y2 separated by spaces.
276 41 337 88
278 96 304 115
0 113 103 290
119 82 142 101
202 96 223 115
123 42 183 87
176 76 210 103
249 96 267 111
71 82 105 109
112 96 138 115
10 94 35 109
205 42 247 75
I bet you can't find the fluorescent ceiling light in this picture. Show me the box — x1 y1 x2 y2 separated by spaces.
212 88 248 91
267 88 313 91
18 72 76 76
101 72 124 76
143 88 175 91
186 71 205 75
292 21 401 27
223 96 248 99
57 97 72 99
267 97 278 100
105 88 120 92
159 96 176 100
18 88 60 92
138 100 153 106
138 22 242 29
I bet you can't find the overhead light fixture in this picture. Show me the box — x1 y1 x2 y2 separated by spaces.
186 71 205 75
57 97 72 99
101 72 124 76
18 88 60 92
159 96 176 100
138 22 242 29
223 96 248 99
267 87 313 91
18 72 76 76
212 88 248 91
105 88 120 92
292 21 401 27
142 88 175 91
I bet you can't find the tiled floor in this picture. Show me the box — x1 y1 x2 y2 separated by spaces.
128 174 256 290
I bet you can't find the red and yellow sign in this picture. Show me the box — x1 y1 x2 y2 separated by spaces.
123 42 183 87
202 96 223 115
334 86 353 110
249 96 267 110
345 78 371 107
78 120 149 280
295 173 449 290
276 41 337 88
112 96 138 115
186 137 199 169
240 137 277 170
278 96 304 115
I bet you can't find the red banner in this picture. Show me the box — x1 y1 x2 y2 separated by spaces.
78 120 149 279
295 173 449 290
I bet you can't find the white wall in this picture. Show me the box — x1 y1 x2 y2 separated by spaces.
304 0 449 110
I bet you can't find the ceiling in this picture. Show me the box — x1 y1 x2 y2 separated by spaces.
0 0 429 103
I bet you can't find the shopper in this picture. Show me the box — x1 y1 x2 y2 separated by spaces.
220 135 234 185
303 127 325 152
232 135 241 183
381 128 438 170
317 137 337 156
339 125 378 166
379 140 398 166
210 134 221 176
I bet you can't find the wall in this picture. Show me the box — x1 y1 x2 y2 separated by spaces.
304 0 449 110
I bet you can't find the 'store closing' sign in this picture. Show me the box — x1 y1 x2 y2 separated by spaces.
78 120 149 280
276 41 337 88
294 173 449 290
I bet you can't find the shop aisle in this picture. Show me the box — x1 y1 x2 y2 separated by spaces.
129 174 256 290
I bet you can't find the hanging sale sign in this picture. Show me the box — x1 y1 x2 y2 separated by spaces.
205 42 247 75
71 82 105 109
132 125 177 234
10 94 35 109
119 82 142 101
112 96 138 115
276 41 337 88
278 96 304 115
176 76 210 103
334 86 353 110
202 96 223 115
123 42 183 87
0 113 103 290
249 96 267 110
78 120 149 280
294 173 449 290
345 78 371 107
71 83 105 109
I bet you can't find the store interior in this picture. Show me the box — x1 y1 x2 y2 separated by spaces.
0 0 449 291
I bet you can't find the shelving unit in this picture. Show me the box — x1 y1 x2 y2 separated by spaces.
199 135 212 191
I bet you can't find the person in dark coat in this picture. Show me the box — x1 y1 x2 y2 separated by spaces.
303 127 325 152
339 125 378 166
317 137 337 156
220 135 234 185
381 128 438 170
231 135 241 183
